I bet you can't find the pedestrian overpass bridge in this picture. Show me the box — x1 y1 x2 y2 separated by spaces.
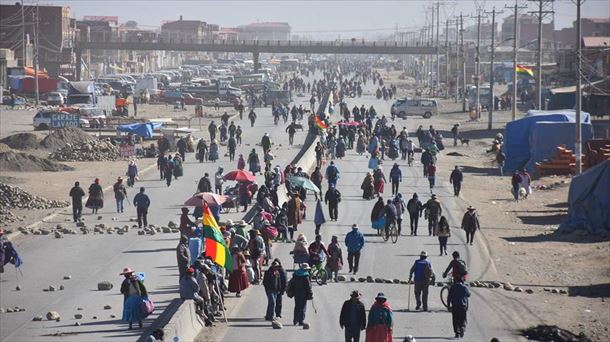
74 38 438 79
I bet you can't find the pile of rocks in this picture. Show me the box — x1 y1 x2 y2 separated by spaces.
49 140 119 162
0 208 22 224
0 183 69 210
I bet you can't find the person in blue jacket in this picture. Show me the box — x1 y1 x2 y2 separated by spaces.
447 278 471 338
345 224 365 275
389 163 402 196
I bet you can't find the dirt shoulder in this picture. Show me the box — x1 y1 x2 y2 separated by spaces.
383 69 610 342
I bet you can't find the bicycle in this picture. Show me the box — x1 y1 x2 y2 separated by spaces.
310 261 328 286
440 275 455 310
382 221 399 244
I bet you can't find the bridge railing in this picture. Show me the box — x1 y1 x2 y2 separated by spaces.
75 35 434 48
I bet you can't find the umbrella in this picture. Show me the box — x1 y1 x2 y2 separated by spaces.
184 192 229 206
337 121 362 127
288 176 320 193
223 170 256 182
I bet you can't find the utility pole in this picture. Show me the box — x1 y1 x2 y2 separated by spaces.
445 19 450 98
474 10 484 120
485 7 503 130
436 1 440 96
506 2 527 120
460 13 466 112
455 18 459 103
33 2 39 105
21 0 26 67
529 0 554 109
575 0 582 174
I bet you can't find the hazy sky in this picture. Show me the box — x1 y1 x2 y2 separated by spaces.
8 0 610 39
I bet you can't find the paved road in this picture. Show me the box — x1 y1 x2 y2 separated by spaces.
0 93 313 341
216 86 536 341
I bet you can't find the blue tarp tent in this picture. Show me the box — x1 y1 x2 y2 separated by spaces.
525 121 594 171
503 109 591 173
116 122 164 138
559 160 610 234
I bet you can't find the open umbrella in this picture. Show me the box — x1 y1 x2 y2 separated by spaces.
184 192 229 206
223 170 256 182
288 176 320 194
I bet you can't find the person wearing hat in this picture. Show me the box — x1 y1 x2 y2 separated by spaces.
179 267 206 316
133 187 150 229
308 234 329 270
315 141 324 168
373 166 386 196
229 228 248 251
247 148 261 175
408 251 435 311
263 258 287 321
365 292 393 342
389 163 402 196
69 181 85 222
461 206 480 246
85 178 103 214
228 247 249 297
248 229 266 283
261 132 272 153
422 194 442 236
289 263 313 326
287 192 303 233
360 172 375 200
326 235 343 282
345 224 365 275
339 290 366 342
120 267 147 330
113 177 127 213
179 207 197 238
447 277 471 338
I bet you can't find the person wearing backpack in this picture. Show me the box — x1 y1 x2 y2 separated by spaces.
408 251 435 312
287 263 313 326
325 161 340 188
443 251 468 282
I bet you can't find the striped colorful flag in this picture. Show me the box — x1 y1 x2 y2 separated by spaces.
315 115 328 130
202 205 232 271
516 64 534 77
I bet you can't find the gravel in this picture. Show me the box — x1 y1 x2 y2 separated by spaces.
39 128 95 151
49 140 119 162
0 183 69 210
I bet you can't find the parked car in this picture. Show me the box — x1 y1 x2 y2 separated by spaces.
44 92 65 106
33 110 89 130
391 98 439 118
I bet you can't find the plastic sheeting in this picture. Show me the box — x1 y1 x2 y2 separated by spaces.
525 121 594 172
560 160 610 233
503 110 591 173
116 122 164 138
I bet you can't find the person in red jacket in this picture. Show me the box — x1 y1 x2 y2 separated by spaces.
427 163 437 194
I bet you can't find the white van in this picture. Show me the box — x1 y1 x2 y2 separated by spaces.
391 98 439 119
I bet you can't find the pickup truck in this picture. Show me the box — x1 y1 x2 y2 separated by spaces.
159 91 203 105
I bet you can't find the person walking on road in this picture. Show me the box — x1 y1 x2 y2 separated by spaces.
208 121 217 141
365 292 393 342
263 258 287 321
288 263 313 326
340 290 366 342
120 267 147 330
113 177 127 213
451 123 460 146
214 168 224 195
393 193 406 235
86 178 104 214
157 153 167 179
324 184 341 221
383 199 397 240
164 156 174 187
345 224 365 275
314 199 326 236
408 251 435 311
228 247 249 298
198 173 212 193
406 193 423 235
427 163 437 193
389 163 402 196
437 216 451 255
325 235 343 282
133 187 150 228
511 171 522 201
373 166 386 196
447 278 471 338
450 166 463 197
325 161 340 188
461 206 480 246
69 181 85 222
423 194 442 236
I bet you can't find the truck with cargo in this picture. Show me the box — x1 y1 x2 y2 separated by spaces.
66 81 115 113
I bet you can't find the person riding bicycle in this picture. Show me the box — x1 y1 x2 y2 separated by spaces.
307 234 329 267
383 199 398 240
442 251 468 282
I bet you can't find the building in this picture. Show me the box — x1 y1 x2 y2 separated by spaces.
238 22 291 41
501 14 554 49
556 18 610 49
216 28 240 41
0 3 75 77
161 17 207 42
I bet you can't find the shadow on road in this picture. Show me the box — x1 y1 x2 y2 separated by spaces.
516 213 567 226
123 248 175 253
568 283 610 298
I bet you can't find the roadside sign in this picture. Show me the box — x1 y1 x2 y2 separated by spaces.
119 144 136 157
50 112 80 128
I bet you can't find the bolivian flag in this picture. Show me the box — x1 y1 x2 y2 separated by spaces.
315 115 328 130
202 205 232 271
516 64 534 77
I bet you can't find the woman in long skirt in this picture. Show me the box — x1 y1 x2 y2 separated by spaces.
228 248 249 297
120 267 147 330
85 178 104 214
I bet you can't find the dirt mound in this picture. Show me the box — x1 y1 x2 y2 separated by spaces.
0 133 40 150
522 325 591 342
40 127 95 150
0 151 74 172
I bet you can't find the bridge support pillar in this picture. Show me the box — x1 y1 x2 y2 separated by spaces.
75 49 82 81
253 50 260 73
